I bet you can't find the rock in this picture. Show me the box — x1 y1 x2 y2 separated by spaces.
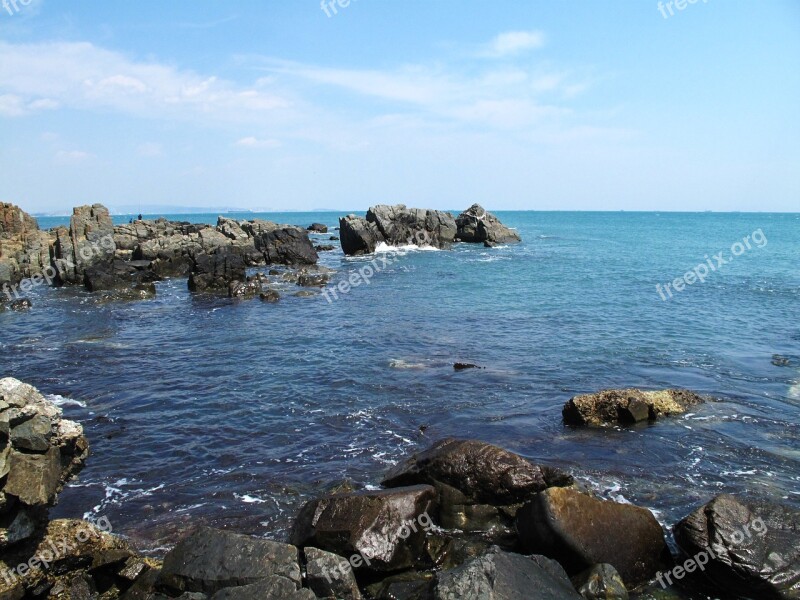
188 249 247 293
453 363 483 371
291 485 437 572
156 527 301 595
297 273 329 288
294 291 316 298
304 547 362 600
433 547 581 599
339 215 385 256
0 378 88 548
562 389 704 426
365 571 434 599
209 577 316 599
52 204 116 286
314 245 335 252
9 299 31 311
243 221 318 266
483 241 495 248
571 564 628 600
455 204 520 244
329 236 339 241
308 223 328 234
260 291 280 303
366 205 456 249
228 279 261 299
0 203 52 289
383 439 572 540
673 494 800 599
516 487 670 587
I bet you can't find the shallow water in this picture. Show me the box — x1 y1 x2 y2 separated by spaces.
2 211 798 553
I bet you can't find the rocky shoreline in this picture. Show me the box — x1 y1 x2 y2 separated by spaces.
0 379 797 600
1 202 519 309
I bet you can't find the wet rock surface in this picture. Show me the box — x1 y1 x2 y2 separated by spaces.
673 494 800 599
562 389 704 426
516 487 671 587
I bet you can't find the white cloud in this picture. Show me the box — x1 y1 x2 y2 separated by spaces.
480 31 546 58
235 137 281 149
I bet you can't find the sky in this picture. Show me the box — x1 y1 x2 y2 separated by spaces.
0 0 798 214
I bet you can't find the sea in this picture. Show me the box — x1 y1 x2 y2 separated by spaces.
1 210 798 554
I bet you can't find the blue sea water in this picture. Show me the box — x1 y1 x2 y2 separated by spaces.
1 211 799 553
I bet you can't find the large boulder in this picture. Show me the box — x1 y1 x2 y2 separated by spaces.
156 527 302 596
455 204 520 244
188 248 247 293
304 547 362 600
365 205 456 249
516 487 670 587
562 389 704 426
52 204 116 286
291 485 437 572
382 439 573 540
0 378 89 549
433 547 582 600
338 215 384 256
673 494 800 599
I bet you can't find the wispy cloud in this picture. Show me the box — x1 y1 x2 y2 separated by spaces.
235 136 281 149
479 30 546 58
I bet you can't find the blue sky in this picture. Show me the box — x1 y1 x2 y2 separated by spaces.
1 1 798 213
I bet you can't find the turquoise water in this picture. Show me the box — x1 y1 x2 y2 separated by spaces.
3 211 799 551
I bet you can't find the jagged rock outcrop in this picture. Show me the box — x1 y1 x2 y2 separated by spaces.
383 439 573 543
0 378 89 551
339 205 456 256
241 220 318 266
673 494 800 599
516 487 671 587
188 248 247 293
455 204 520 244
52 204 116 286
562 388 705 426
0 203 52 288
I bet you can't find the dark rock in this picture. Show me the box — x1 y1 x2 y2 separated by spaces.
304 547 362 600
291 485 437 572
9 299 31 311
297 273 329 287
228 279 261 299
571 564 628 600
308 223 328 234
383 439 572 539
562 389 704 426
209 577 316 599
260 290 280 303
366 205 456 249
483 241 496 248
455 204 520 244
673 494 800 599
10 414 52 452
366 571 434 600
314 245 335 252
243 221 318 266
329 236 339 241
433 547 581 599
516 487 670 587
157 527 301 595
339 215 384 256
188 249 246 293
453 363 483 371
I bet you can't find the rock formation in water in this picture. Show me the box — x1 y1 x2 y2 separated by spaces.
0 203 52 289
562 388 705 426
339 203 519 256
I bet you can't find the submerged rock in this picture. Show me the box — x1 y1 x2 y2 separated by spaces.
516 487 670 587
383 439 572 541
291 485 437 572
562 388 704 426
433 547 581 599
455 204 520 245
673 494 800 599
308 223 328 234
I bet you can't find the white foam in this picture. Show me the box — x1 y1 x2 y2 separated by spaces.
389 359 427 369
374 242 440 254
46 394 87 408
788 382 800 400
235 493 268 504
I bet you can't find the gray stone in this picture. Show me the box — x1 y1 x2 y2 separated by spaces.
571 564 628 600
5 446 61 506
455 205 520 244
10 414 52 452
304 547 362 600
210 577 316 599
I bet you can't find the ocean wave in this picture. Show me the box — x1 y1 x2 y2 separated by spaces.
374 242 440 254
46 394 88 408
